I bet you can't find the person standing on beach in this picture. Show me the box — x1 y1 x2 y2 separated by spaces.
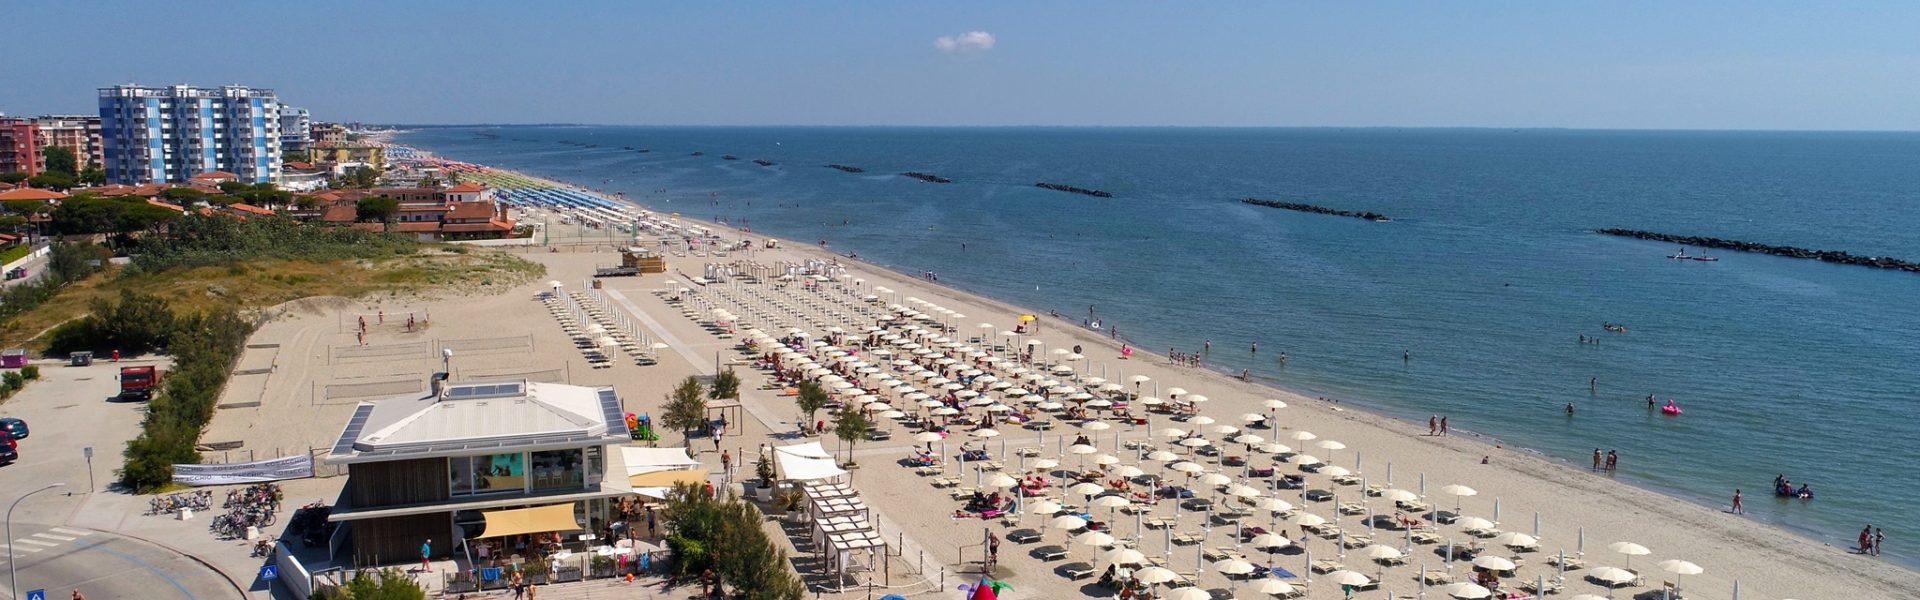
1606 450 1618 470
1439 416 1448 436
1875 528 1885 556
1429 416 1438 436
1732 489 1744 514
1592 449 1602 470
1860 525 1874 554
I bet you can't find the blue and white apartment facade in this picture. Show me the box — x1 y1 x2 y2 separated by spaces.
98 85 283 185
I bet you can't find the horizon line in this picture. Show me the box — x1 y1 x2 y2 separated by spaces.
370 123 1920 134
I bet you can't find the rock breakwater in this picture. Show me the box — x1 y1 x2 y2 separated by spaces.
1596 229 1920 273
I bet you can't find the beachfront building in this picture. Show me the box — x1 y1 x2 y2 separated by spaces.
323 378 633 565
34 115 102 168
0 116 41 176
311 122 347 146
279 107 311 154
309 143 385 172
280 161 328 192
97 84 283 185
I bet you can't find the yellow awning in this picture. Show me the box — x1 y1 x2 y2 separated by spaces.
629 468 709 488
478 503 580 539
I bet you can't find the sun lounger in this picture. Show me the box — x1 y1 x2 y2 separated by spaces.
1059 562 1097 579
1519 579 1562 595
1203 546 1242 562
1205 588 1237 600
1340 535 1372 549
1172 531 1207 545
931 477 960 488
1337 502 1368 515
1303 489 1335 502
1309 559 1344 574
1419 569 1453 584
1007 529 1042 544
1411 531 1445 545
949 487 976 499
1145 517 1177 530
1545 555 1586 570
1032 545 1068 561
1330 474 1362 486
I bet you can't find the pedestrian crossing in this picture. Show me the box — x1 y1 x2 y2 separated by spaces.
4 527 92 557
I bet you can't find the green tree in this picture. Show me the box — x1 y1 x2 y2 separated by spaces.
794 380 828 427
661 483 803 600
283 149 309 163
833 406 871 466
709 369 740 401
216 181 249 195
313 567 427 600
41 147 77 176
419 175 439 189
344 166 379 188
52 195 180 236
159 187 208 205
662 376 707 447
0 172 26 185
77 167 106 186
26 172 76 191
355 196 399 225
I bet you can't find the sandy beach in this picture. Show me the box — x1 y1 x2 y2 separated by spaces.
199 170 1920 599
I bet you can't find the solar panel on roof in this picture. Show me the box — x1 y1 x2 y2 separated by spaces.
331 404 377 455
598 388 628 437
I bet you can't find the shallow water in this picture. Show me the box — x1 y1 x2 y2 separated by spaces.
399 126 1920 565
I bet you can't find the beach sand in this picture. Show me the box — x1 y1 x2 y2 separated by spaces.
201 195 1918 598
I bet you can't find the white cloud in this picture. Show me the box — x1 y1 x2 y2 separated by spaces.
934 31 996 54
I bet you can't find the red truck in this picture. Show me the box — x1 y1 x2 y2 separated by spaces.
119 365 162 401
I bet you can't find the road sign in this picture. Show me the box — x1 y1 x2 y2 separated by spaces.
260 565 278 581
25 589 45 600
82 447 92 459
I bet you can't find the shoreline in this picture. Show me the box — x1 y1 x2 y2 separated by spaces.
400 144 1920 594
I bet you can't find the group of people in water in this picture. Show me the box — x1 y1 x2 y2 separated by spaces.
1591 448 1620 471
1774 474 1815 500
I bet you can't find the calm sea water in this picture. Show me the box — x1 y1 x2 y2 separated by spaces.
399 126 1920 564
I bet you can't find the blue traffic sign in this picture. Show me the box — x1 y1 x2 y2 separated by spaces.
260 565 279 581
25 589 45 600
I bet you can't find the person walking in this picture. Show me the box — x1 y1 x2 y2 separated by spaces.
1731 489 1744 515
720 450 731 476
1875 528 1885 556
1429 416 1438 436
421 539 432 572
1860 525 1874 554
1439 416 1449 436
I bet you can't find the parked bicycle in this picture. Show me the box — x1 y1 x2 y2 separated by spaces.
147 490 212 516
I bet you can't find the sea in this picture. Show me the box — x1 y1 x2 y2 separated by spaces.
397 126 1920 565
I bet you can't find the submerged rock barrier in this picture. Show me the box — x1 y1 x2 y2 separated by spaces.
721 155 739 161
827 164 866 173
754 159 775 166
1036 182 1113 198
1596 229 1920 273
1241 198 1390 222
902 172 952 183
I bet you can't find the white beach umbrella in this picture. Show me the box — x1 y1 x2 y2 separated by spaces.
1292 454 1323 466
1031 501 1064 515
1197 473 1233 487
1320 466 1352 478
1264 399 1288 409
1241 413 1267 423
1092 454 1121 466
1472 555 1516 572
1249 579 1295 596
1167 387 1188 396
1233 434 1265 445
1082 421 1113 432
1324 570 1372 587
1090 495 1131 509
1178 437 1211 448
1113 465 1145 478
1455 517 1495 531
1659 559 1704 592
1214 558 1256 576
1128 375 1153 384
1257 443 1292 454
1443 483 1479 512
1031 459 1059 471
1609 541 1651 570
1049 515 1088 531
1132 567 1177 585
1185 394 1209 404
1069 483 1106 497
1162 587 1210 600
1248 533 1291 549
1292 513 1327 528
971 428 1001 438
1381 489 1421 504
1316 440 1346 451
1146 451 1180 462
983 473 1019 489
1104 547 1147 565
1288 431 1318 442
1160 428 1189 438
1169 461 1206 474
1139 397 1164 406
1587 566 1637 587
913 432 944 443
1069 444 1100 455
1362 544 1404 562
1189 416 1216 426
1075 530 1116 549
1493 532 1539 548
1225 484 1263 498
1211 425 1240 436
1440 582 1493 599
1256 498 1294 513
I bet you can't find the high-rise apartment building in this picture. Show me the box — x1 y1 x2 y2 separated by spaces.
279 107 311 154
35 115 103 169
0 116 41 176
97 84 282 185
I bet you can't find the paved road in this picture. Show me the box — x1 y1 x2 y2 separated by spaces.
0 246 49 289
0 522 240 600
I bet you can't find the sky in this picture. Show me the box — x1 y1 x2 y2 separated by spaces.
7 1 1920 129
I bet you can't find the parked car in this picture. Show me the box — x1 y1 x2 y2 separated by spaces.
0 418 28 439
0 445 14 465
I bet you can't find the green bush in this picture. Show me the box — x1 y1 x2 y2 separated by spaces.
2 372 22 392
20 365 37 380
125 213 418 275
663 483 804 600
45 290 175 356
312 568 426 600
119 306 252 492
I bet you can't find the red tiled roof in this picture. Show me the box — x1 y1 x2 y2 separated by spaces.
321 204 357 223
446 201 497 221
0 188 66 201
441 220 514 233
446 182 487 193
391 222 441 233
284 161 316 171
228 203 274 216
146 198 187 213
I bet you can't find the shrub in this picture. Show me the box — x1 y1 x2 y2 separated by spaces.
2 372 22 392
119 306 252 492
20 365 37 380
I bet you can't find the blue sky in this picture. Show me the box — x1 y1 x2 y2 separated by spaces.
7 2 1920 129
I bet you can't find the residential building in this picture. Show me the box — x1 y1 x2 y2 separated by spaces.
34 115 103 169
279 107 311 153
309 143 385 171
97 84 283 185
280 161 327 192
322 379 632 564
0 116 41 176
310 122 347 146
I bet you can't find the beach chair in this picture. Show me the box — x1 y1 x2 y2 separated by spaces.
1303 489 1335 502
1059 562 1098 580
1203 547 1239 562
1519 579 1562 596
1205 588 1237 600
1411 531 1445 545
1337 502 1367 515
1545 555 1586 570
1340 535 1372 549
1172 531 1207 545
1007 529 1042 544
1309 559 1344 574
1031 545 1069 561
949 487 976 500
1419 569 1453 585
913 466 941 476
1330 474 1362 486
